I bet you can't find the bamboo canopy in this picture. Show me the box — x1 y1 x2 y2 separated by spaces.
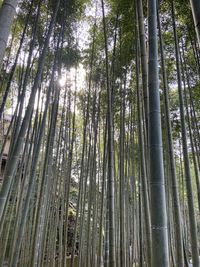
0 0 199 266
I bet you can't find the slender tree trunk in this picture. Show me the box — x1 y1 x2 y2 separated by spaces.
0 0 60 223
10 63 55 267
148 0 169 266
119 77 126 267
0 0 34 119
137 0 149 131
101 1 116 266
97 119 107 267
171 2 200 266
181 38 200 212
157 8 184 266
189 0 200 46
0 0 19 68
136 34 151 267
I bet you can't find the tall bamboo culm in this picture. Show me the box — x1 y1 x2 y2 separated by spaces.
0 0 19 67
148 0 169 266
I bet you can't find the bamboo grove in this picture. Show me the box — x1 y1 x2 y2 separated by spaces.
0 0 199 266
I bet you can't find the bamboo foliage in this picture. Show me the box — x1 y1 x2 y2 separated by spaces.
0 0 199 266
